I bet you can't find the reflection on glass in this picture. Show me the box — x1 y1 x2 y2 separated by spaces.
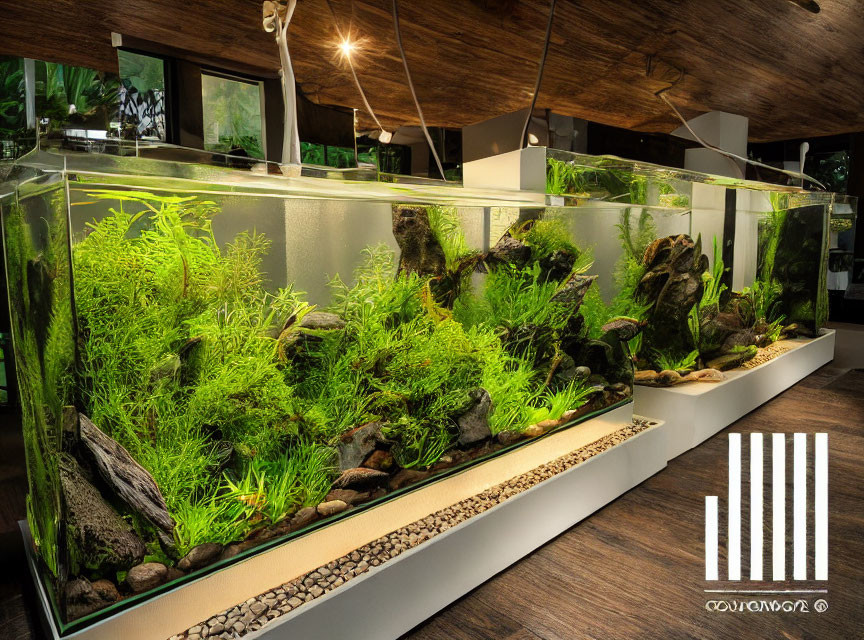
117 50 166 141
202 73 264 159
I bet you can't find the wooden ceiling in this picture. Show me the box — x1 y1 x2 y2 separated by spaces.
1 0 862 141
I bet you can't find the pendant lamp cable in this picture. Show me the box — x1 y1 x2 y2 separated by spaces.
521 0 557 149
656 87 826 189
325 0 386 135
391 0 447 181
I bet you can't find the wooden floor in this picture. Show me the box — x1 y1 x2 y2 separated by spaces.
0 365 861 640
402 365 864 640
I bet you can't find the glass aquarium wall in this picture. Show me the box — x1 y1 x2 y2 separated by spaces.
2 149 635 631
827 195 858 294
543 148 832 386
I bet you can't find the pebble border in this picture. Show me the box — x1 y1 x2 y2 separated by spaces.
170 418 654 640
740 339 798 369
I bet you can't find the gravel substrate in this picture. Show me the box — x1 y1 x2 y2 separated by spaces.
168 418 654 640
740 339 798 369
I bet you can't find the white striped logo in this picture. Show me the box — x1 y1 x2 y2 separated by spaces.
705 433 828 582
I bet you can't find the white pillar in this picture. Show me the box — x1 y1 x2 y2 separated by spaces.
672 111 749 179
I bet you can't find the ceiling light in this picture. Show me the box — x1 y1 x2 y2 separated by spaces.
339 39 356 57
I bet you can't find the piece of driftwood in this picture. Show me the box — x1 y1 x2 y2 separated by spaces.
78 413 175 534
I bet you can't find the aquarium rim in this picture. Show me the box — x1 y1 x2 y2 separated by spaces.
544 147 835 196
6 148 546 208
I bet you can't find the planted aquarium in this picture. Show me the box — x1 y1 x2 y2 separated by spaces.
1 149 636 631
543 149 832 387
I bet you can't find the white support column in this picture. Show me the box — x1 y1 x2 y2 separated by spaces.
672 111 749 179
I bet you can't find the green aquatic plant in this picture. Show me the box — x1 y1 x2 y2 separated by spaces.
427 205 472 270
2 191 75 578
223 439 334 526
512 218 581 262
650 349 699 372
545 157 583 195
17 182 624 590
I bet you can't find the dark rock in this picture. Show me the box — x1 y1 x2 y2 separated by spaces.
388 469 430 491
361 449 395 471
165 566 185 582
392 206 447 277
59 453 146 573
78 413 175 536
636 234 708 371
456 388 493 446
299 311 346 331
496 430 523 446
487 235 531 269
219 541 257 561
601 317 646 343
177 542 223 572
325 489 371 505
289 506 318 529
91 579 120 604
126 562 168 593
65 577 117 621
317 500 349 517
551 273 597 306
429 449 471 472
337 422 387 471
331 467 389 490
538 249 577 282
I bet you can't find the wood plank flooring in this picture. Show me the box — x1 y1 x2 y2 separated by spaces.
402 365 864 640
0 365 861 639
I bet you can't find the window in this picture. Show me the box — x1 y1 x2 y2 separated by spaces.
118 50 166 140
201 72 264 159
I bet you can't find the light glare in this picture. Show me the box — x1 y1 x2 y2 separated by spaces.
339 40 356 57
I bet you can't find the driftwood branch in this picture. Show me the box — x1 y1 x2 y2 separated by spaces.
79 413 175 534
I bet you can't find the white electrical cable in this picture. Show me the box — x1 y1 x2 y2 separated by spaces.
325 0 388 137
521 0 557 149
391 0 447 181
657 90 826 189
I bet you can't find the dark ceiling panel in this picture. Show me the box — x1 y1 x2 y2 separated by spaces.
0 0 861 141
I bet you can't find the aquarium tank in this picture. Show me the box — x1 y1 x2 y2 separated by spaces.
0 147 637 630
543 149 833 386
827 194 857 294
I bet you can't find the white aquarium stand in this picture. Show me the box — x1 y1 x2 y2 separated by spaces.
245 416 667 640
23 404 669 640
635 329 835 461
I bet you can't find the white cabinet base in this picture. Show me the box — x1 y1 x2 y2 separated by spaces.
634 330 835 461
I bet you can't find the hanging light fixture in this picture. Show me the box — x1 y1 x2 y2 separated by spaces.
262 0 302 173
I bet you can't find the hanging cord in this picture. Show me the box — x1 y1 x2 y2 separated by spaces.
655 87 826 189
520 0 557 148
325 0 387 136
391 0 447 181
